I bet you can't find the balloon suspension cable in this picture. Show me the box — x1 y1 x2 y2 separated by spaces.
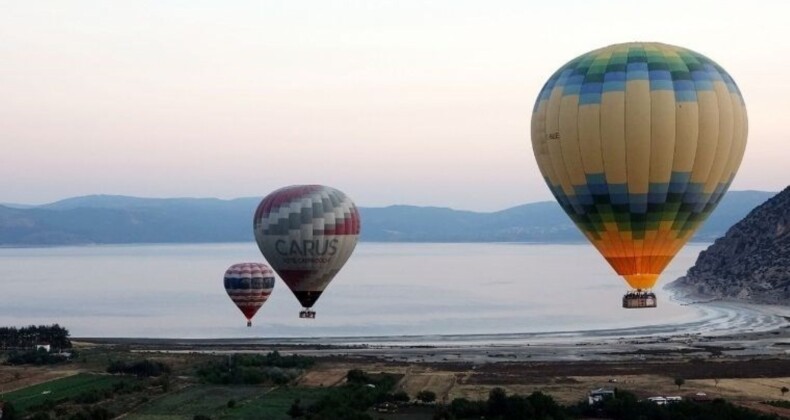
299 308 316 319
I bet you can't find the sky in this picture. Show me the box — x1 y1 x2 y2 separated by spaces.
1 1 788 211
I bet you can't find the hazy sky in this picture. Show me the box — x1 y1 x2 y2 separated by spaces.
2 1 788 210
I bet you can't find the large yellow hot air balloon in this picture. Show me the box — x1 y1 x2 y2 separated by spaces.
531 42 747 308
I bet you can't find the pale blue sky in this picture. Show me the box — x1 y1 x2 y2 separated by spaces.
1 1 787 210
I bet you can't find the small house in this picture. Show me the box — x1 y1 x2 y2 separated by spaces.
647 396 667 405
588 388 616 405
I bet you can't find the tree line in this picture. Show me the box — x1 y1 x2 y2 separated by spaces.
107 359 171 377
283 375 780 420
0 324 71 350
431 387 778 420
196 351 315 385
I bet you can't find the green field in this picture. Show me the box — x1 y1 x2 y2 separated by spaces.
126 385 332 420
0 373 134 413
225 387 331 420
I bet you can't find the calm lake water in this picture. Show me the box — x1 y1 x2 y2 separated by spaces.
0 242 709 338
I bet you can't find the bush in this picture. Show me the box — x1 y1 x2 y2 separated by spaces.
764 400 790 409
488 387 508 416
65 407 114 420
346 369 370 384
417 390 437 403
450 397 485 418
5 348 68 366
526 391 564 419
107 359 170 377
158 374 171 392
287 398 304 418
196 352 309 385
392 390 410 403
306 370 399 419
1 401 18 420
73 390 103 404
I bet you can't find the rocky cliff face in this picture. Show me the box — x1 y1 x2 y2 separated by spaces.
669 186 790 304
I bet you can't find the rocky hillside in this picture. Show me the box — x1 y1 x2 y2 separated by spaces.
669 186 790 304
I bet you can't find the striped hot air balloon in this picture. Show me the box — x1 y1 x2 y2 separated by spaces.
224 262 275 327
253 185 360 318
531 42 747 308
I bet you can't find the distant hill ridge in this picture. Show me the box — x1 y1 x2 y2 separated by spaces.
668 187 790 304
0 191 776 246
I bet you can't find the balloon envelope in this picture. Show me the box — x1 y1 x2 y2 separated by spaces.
224 262 275 323
531 42 747 290
253 185 360 309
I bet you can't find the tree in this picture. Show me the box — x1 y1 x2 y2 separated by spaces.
107 359 171 378
505 394 534 419
449 398 485 418
781 386 789 396
526 391 562 418
346 369 369 384
159 374 171 392
674 377 685 390
1 401 18 420
287 399 304 418
417 390 437 403
86 407 114 420
432 404 453 420
392 391 410 403
488 387 508 417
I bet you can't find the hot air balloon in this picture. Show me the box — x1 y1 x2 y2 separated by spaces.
530 42 747 308
253 185 360 318
224 262 275 326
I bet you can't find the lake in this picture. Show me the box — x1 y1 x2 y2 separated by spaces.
0 242 709 339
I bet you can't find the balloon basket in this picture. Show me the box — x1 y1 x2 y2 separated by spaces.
622 291 657 309
247 320 252 327
299 309 316 319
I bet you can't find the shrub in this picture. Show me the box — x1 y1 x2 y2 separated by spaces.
392 391 410 403
417 390 437 403
450 397 485 418
196 352 309 385
107 359 170 377
4 348 68 366
287 398 304 418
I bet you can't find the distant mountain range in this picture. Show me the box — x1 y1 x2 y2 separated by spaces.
0 191 777 246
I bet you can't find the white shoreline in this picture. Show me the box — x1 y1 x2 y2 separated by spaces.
98 299 790 362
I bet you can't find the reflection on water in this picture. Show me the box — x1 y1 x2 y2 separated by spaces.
0 242 709 338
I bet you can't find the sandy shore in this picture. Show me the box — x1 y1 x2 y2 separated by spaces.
74 300 790 364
